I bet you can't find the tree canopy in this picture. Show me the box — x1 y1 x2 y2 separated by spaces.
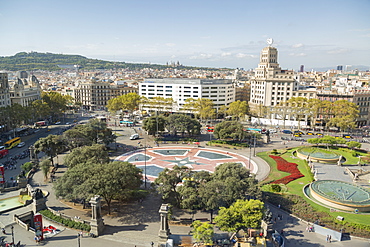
213 121 247 140
55 161 142 214
63 144 110 168
214 199 265 233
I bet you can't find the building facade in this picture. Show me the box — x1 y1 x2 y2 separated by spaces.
9 75 42 106
74 78 112 111
139 78 235 112
0 73 11 108
249 45 299 109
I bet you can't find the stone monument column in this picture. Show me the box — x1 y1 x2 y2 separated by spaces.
158 204 170 246
32 188 46 213
89 195 104 236
29 145 39 165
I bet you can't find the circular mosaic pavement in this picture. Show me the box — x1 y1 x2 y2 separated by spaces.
115 147 257 181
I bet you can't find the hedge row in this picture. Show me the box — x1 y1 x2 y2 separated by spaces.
209 140 249 147
40 209 91 232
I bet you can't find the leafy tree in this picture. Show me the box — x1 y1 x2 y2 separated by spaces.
214 199 265 233
154 165 192 207
142 115 166 136
213 121 247 140
347 141 361 150
166 114 201 137
40 159 52 181
21 162 34 173
287 97 308 130
226 100 249 120
63 125 94 149
63 119 115 148
142 96 175 114
183 98 216 121
31 100 51 120
272 101 289 128
107 93 142 117
55 161 142 215
86 118 115 145
41 91 69 120
63 144 110 168
191 220 214 245
34 135 64 166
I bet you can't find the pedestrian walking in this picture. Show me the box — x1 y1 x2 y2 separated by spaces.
329 235 332 243
1 228 5 234
326 235 329 242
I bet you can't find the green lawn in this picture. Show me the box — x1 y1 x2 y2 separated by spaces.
258 147 370 226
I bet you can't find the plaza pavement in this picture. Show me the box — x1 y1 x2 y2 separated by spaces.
1 123 370 246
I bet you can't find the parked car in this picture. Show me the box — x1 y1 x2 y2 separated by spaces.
306 131 314 135
316 133 323 136
130 134 139 140
282 130 293 134
269 129 277 133
17 142 26 148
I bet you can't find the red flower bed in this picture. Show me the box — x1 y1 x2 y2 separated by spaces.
269 155 304 184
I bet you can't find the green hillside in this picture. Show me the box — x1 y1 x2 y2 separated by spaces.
0 52 220 71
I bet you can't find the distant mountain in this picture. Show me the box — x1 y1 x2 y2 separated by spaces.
0 52 217 71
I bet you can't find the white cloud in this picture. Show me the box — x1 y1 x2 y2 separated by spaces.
165 43 176 47
235 53 246 58
189 53 213 60
292 43 304 48
221 52 232 57
289 53 306 57
327 48 350 54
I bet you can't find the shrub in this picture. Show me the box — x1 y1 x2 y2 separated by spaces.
271 149 279 155
270 184 281 192
39 209 91 232
21 162 34 173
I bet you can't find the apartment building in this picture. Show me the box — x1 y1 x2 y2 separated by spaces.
139 78 235 112
9 75 42 106
74 78 112 111
0 73 11 107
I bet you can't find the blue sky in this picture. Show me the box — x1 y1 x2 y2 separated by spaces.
1 0 369 70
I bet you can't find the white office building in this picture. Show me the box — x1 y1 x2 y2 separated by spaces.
139 78 235 112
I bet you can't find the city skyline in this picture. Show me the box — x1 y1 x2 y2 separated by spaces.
1 0 370 70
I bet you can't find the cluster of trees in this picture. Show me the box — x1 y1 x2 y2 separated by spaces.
143 114 201 137
35 120 142 215
270 97 359 130
107 93 249 123
307 135 361 149
34 119 115 176
213 121 259 141
155 163 262 220
0 91 74 132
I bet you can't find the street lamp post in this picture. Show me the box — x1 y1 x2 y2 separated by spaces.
11 225 14 245
77 233 81 247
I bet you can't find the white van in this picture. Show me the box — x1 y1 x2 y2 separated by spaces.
130 134 139 140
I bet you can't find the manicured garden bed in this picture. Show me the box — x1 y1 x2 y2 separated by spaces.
259 147 370 238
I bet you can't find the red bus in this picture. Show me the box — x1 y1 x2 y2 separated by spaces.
0 146 8 158
34 121 47 127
